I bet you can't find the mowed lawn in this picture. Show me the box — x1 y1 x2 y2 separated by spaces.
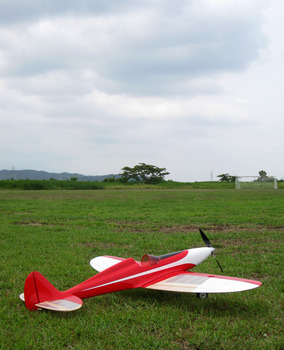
0 189 283 349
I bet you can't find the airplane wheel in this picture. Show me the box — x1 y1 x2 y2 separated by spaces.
196 293 208 299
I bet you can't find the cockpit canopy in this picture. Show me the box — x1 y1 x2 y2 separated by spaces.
141 254 160 267
141 250 183 267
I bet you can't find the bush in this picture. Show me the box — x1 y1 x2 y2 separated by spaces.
0 179 103 190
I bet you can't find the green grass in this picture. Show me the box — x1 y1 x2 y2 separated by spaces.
0 189 283 349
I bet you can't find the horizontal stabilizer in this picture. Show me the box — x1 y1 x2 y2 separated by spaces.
36 295 83 312
144 272 262 294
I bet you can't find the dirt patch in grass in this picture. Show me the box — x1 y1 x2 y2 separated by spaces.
13 220 52 227
77 241 132 250
108 221 207 234
158 224 205 234
205 224 284 233
220 238 283 247
108 221 284 234
77 242 117 249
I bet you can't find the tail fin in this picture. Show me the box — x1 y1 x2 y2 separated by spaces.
23 271 82 312
24 271 62 310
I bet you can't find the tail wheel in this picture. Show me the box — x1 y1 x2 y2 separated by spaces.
196 292 208 299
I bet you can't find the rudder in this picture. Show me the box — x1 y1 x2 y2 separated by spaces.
24 271 61 311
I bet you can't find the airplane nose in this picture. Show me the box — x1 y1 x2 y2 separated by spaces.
186 247 215 266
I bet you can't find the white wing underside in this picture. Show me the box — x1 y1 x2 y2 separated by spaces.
146 272 261 294
90 256 126 272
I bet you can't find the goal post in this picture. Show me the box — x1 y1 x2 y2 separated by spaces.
235 176 278 189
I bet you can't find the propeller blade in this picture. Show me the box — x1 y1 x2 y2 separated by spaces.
213 255 224 273
199 229 224 273
199 229 211 247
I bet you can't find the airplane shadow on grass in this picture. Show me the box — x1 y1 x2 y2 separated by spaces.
111 288 265 318
38 287 264 321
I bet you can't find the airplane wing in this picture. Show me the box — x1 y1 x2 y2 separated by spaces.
90 256 127 272
143 272 261 294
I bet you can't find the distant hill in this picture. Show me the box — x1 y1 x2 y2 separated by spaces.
0 169 118 181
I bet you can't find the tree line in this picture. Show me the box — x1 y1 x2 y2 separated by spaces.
217 170 277 182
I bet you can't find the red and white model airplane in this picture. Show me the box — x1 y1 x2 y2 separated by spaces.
20 229 261 312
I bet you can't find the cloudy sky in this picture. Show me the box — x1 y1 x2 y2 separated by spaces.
0 0 283 181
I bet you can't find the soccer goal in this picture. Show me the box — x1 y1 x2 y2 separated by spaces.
235 176 278 189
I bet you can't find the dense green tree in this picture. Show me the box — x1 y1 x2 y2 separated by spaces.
257 170 274 182
217 173 236 182
258 170 267 181
121 163 169 184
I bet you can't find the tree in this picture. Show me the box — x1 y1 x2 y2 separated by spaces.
257 170 274 182
258 170 267 182
121 163 169 184
217 173 236 182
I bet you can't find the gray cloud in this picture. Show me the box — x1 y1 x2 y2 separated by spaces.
0 0 283 180
0 0 130 24
0 1 266 96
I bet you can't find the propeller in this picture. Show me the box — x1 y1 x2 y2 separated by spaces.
199 229 224 273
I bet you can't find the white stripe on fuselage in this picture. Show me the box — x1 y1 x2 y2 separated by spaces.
83 247 212 292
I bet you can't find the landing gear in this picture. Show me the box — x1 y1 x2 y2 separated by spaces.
196 293 208 299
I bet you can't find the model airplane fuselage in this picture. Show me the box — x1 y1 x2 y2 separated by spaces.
21 230 262 312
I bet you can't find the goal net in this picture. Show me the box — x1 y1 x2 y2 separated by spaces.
235 176 278 189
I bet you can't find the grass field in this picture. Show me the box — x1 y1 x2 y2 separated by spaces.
0 189 283 349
